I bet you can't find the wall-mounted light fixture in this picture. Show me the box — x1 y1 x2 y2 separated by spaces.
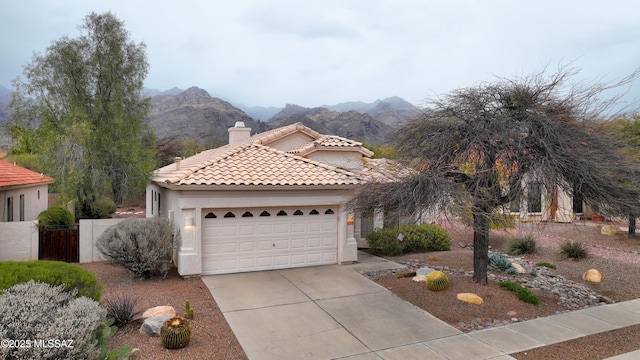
184 216 194 227
346 217 355 225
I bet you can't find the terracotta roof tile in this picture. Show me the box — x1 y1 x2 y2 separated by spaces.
287 135 374 157
0 160 55 189
164 144 364 186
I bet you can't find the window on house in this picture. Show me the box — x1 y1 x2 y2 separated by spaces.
324 209 335 215
277 210 287 216
19 195 24 221
293 210 304 215
151 190 154 214
527 183 542 213
509 198 521 213
573 184 584 214
205 212 217 219
309 209 319 215
242 211 254 217
6 197 13 222
260 211 271 217
223 212 236 218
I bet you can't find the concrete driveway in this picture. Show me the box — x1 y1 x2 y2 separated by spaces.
202 252 472 360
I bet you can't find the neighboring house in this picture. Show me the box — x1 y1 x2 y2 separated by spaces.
147 122 391 277
505 178 588 223
0 160 54 222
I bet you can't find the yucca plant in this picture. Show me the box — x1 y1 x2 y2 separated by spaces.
103 293 142 326
504 236 539 255
558 240 589 260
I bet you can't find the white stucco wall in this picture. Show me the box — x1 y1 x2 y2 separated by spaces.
0 184 49 222
79 218 126 263
266 133 315 152
0 221 39 261
157 188 358 277
306 151 364 169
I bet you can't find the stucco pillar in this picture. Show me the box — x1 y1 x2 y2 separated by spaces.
176 209 201 278
338 209 358 264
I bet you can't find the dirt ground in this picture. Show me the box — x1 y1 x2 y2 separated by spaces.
82 220 640 360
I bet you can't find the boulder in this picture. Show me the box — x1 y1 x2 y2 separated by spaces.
140 315 171 336
601 225 623 236
412 275 427 282
416 267 436 277
456 293 484 305
142 305 176 319
583 269 603 283
511 263 527 274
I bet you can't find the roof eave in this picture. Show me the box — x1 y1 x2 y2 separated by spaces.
153 182 364 191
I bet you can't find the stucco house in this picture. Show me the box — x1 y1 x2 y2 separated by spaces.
147 122 390 277
0 159 54 222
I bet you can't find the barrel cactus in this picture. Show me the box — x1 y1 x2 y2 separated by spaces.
160 316 192 349
426 270 449 292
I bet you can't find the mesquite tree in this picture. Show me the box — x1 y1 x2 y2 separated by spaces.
349 67 640 284
9 12 156 216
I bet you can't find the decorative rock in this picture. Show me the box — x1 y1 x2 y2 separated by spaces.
412 275 427 282
511 263 527 274
583 269 603 283
142 305 176 319
416 267 436 277
457 293 484 305
140 315 171 336
601 225 623 236
507 311 517 317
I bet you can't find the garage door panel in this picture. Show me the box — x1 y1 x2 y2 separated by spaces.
202 206 338 275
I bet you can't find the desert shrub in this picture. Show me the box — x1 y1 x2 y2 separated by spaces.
37 206 75 230
97 218 176 278
81 195 117 219
536 261 557 269
0 260 102 301
489 212 516 230
366 223 451 256
488 253 514 272
558 240 589 260
500 281 539 306
103 293 142 326
0 281 106 359
504 236 539 255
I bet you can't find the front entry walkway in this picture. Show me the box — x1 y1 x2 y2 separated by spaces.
202 252 640 359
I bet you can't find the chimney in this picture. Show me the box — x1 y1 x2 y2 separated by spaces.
175 157 182 170
228 121 252 144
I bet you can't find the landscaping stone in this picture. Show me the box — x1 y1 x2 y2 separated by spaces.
601 225 623 235
457 293 484 305
140 315 171 336
583 269 603 283
142 305 176 319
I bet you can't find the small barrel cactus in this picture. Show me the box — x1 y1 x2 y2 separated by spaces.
426 270 449 292
160 316 192 349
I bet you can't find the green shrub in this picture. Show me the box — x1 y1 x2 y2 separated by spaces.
81 195 117 219
0 260 102 301
97 218 176 278
488 253 514 272
558 240 589 260
500 281 539 306
0 281 106 359
536 261 557 269
489 212 516 230
37 206 75 230
504 236 539 255
365 223 451 256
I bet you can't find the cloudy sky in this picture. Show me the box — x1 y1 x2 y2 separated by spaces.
2 0 640 109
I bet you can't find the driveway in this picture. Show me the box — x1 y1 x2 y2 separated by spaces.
202 252 498 360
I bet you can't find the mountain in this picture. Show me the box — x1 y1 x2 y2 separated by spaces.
325 96 419 126
268 104 392 144
233 103 282 122
147 86 264 146
144 86 183 97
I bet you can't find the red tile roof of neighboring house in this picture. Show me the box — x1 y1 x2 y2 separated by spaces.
0 160 55 189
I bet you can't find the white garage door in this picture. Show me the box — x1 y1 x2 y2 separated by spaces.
202 206 338 275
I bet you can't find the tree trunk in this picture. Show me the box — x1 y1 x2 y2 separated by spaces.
629 214 636 238
472 207 490 285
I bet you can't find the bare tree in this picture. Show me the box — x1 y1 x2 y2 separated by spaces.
349 66 640 285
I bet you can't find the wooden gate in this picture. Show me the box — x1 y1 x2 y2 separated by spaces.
39 227 79 262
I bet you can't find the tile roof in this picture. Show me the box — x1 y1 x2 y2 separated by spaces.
151 122 397 188
155 143 365 187
287 135 374 157
0 160 55 189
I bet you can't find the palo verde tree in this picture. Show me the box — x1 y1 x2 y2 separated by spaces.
349 67 640 284
9 12 156 217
